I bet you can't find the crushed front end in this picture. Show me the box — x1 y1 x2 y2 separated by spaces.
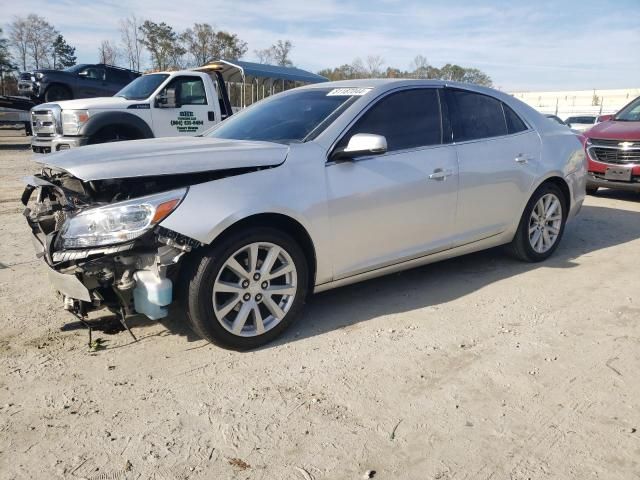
22 169 201 322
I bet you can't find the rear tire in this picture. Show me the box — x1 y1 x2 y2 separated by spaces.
44 85 71 102
586 185 599 195
508 183 567 262
182 227 309 350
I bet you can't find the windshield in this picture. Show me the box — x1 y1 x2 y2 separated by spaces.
206 88 363 144
615 97 640 121
115 74 169 100
63 64 89 73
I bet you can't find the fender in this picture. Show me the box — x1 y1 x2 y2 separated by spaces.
80 111 154 139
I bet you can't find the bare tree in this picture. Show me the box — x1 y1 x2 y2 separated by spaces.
254 47 273 64
98 40 119 65
26 14 57 69
119 15 143 70
8 17 29 71
350 58 366 78
255 39 293 66
410 54 429 78
9 14 57 70
270 40 293 67
365 55 385 77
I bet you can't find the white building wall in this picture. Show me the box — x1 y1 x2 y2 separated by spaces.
509 88 640 121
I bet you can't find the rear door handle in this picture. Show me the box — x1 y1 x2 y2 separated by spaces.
515 154 531 164
428 168 454 181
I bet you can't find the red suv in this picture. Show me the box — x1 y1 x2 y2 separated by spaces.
584 95 640 194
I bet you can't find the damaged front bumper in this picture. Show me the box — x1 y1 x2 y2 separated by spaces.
22 174 200 321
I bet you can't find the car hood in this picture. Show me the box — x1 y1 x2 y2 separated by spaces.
42 96 138 110
586 120 640 140
35 136 290 181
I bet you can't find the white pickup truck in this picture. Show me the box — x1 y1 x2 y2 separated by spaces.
30 69 233 153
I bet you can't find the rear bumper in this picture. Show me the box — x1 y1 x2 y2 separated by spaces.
31 135 88 154
587 173 640 192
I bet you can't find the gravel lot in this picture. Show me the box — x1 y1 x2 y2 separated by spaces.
1 131 639 480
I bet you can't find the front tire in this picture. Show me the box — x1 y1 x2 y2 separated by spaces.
508 183 567 262
183 228 309 350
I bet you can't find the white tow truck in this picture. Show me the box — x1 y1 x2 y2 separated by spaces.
29 60 328 153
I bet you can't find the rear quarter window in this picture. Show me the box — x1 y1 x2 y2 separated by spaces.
503 104 528 134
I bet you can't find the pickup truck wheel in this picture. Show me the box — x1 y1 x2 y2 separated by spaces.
586 186 599 195
508 183 567 262
183 228 309 350
44 85 71 102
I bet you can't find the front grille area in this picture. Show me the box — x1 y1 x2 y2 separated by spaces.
31 109 57 137
589 138 640 164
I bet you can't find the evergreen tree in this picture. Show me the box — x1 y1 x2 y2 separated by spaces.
52 34 76 69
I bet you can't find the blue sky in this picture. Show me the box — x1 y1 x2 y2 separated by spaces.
2 0 639 91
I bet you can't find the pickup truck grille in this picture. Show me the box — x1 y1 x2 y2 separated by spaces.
31 109 58 137
589 138 640 165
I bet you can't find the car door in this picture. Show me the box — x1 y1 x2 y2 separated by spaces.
445 88 541 244
151 75 216 137
76 66 107 97
325 88 459 279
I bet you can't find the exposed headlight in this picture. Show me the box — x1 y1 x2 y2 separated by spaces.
60 188 187 249
61 110 90 136
34 72 44 80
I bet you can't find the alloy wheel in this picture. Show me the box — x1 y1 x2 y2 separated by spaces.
212 242 298 337
528 193 563 253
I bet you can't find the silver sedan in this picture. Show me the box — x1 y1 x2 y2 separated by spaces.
24 79 586 349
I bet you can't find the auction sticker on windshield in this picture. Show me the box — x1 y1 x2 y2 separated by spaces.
327 88 372 96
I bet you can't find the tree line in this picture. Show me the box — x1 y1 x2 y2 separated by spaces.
318 54 493 86
0 14 493 95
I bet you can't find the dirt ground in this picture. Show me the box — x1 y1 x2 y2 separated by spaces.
0 131 638 480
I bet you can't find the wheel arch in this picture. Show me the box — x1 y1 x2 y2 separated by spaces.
208 212 318 294
532 174 571 212
505 174 572 241
80 111 154 140
44 82 73 100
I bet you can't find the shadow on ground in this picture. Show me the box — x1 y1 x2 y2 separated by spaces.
60 202 640 346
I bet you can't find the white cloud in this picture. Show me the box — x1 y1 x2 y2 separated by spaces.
2 0 638 90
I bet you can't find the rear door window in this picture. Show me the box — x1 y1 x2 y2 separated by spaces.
447 89 508 141
338 88 442 152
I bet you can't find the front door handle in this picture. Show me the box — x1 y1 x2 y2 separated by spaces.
428 168 454 181
515 154 531 164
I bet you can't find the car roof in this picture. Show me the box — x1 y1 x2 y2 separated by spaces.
300 78 512 99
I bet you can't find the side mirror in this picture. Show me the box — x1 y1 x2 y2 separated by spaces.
331 133 387 161
156 87 179 108
596 114 613 123
77 71 88 78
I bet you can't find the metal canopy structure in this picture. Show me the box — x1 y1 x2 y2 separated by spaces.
195 59 328 108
